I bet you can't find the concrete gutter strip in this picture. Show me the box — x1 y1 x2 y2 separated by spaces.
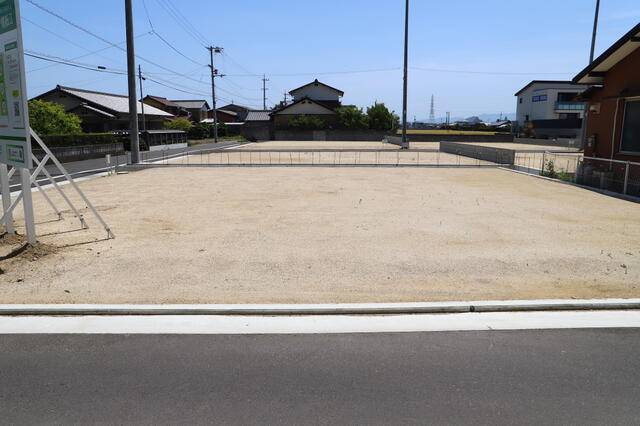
0 299 640 316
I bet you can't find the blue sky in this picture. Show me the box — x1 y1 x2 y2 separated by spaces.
22 0 640 120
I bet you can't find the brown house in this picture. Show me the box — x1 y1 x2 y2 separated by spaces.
35 86 174 133
205 109 238 123
574 23 640 162
142 96 190 118
170 100 210 123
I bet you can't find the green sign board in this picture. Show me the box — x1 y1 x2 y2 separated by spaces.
0 0 17 35
0 0 32 169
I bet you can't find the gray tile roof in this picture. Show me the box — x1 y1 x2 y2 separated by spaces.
171 100 209 110
59 86 173 117
244 110 271 122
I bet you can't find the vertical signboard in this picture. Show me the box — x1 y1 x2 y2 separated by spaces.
0 0 31 169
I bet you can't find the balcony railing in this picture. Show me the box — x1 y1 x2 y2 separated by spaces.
555 101 586 111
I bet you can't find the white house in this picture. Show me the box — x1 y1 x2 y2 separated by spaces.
271 79 345 128
289 79 344 108
514 80 589 134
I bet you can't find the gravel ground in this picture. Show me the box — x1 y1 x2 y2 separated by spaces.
464 142 581 151
167 150 495 166
1 167 638 304
239 141 400 150
410 142 581 151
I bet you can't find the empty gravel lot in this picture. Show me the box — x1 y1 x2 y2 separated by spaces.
0 166 638 304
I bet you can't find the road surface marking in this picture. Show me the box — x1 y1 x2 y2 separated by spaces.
1 311 640 334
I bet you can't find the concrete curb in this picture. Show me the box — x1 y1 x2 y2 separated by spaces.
1 299 640 316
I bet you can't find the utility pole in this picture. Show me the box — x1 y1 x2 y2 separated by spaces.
283 92 288 105
208 46 224 143
138 65 146 132
125 0 140 163
589 0 601 63
262 74 269 110
401 0 409 148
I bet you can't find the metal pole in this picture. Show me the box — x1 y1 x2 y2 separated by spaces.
31 130 113 238
138 65 146 132
20 168 36 245
401 0 409 149
208 47 219 143
589 0 601 64
125 0 140 164
0 164 15 234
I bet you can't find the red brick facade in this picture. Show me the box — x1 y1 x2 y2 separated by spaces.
583 47 640 162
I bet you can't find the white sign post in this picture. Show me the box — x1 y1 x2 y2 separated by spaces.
0 0 35 244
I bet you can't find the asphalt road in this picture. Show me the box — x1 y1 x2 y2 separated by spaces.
1 329 639 425
6 139 244 191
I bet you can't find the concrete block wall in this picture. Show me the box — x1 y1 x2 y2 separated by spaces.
407 133 514 143
440 142 516 165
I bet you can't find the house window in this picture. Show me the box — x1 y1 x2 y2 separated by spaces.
620 100 640 153
519 98 523 104
532 95 548 102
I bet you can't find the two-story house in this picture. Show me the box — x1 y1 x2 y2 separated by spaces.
573 22 640 164
271 79 344 128
514 80 588 138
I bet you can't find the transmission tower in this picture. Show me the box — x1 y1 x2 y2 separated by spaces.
429 95 436 123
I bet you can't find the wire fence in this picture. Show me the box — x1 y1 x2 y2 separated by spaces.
514 151 583 176
112 145 640 199
140 148 505 168
576 157 640 197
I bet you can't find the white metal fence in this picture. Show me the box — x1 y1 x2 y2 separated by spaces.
140 148 503 168
576 157 640 197
514 151 583 176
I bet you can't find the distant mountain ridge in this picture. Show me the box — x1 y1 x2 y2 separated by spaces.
416 112 516 123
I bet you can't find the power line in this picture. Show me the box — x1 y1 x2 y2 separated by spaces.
26 48 262 107
410 66 573 76
24 17 152 74
153 0 208 47
26 0 210 86
140 0 206 67
27 2 261 102
226 67 402 77
25 51 127 75
223 66 573 78
22 16 123 65
151 30 205 67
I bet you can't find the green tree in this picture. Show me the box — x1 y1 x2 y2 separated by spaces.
335 106 369 129
164 117 193 132
29 100 82 135
288 115 327 130
188 122 213 140
366 103 399 131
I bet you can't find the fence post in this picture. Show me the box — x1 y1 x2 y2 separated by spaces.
541 152 546 176
623 161 630 195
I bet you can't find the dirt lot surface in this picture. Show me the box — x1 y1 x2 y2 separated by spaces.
461 142 581 152
239 141 400 150
1 167 639 304
169 150 495 167
409 142 581 152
